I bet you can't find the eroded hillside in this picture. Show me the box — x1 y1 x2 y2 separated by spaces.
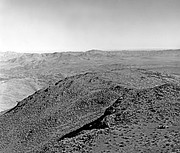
0 68 180 153
0 50 180 112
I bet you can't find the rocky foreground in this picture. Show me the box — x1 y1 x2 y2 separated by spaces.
0 68 180 153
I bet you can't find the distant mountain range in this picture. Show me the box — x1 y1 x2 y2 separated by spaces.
0 49 180 112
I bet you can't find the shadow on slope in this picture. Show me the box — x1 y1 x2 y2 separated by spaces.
0 68 180 153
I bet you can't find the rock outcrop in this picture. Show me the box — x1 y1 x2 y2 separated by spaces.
0 68 180 153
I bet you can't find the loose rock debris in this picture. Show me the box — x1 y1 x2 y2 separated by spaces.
0 68 180 153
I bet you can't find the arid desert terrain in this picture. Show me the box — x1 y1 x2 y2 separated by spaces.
0 50 180 153
0 50 180 112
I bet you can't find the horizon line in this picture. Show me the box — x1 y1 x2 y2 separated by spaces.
0 48 180 54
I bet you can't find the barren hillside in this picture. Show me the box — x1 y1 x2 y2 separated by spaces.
0 50 180 112
0 67 180 152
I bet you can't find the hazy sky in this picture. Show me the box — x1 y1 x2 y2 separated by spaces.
0 0 180 52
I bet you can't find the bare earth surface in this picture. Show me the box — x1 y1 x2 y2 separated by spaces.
0 50 180 112
0 65 180 152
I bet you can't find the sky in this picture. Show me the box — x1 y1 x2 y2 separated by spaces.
0 0 180 53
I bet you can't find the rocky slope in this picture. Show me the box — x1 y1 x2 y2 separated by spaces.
0 68 180 153
0 50 180 112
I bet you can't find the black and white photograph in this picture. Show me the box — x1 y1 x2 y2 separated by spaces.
0 0 180 152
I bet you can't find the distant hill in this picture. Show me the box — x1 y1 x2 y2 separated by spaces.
0 67 180 152
0 49 180 112
0 51 23 62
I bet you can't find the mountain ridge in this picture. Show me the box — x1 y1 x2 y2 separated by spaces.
0 68 180 152
0 49 180 112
